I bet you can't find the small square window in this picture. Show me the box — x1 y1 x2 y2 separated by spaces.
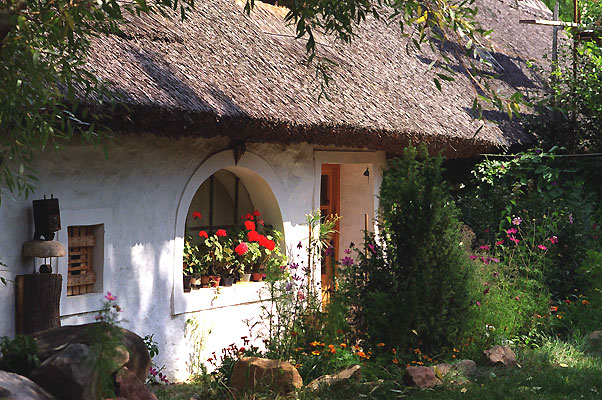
67 224 104 296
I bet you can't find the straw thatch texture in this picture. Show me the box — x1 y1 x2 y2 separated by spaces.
86 0 552 157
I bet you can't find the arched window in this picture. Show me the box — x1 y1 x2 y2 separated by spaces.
185 170 254 232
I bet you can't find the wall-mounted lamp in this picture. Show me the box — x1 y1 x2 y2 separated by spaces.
363 167 370 177
233 141 246 165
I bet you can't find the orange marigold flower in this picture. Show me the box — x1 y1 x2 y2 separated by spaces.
336 330 344 334
358 351 366 358
452 354 456 358
311 350 321 356
582 299 590 305
295 364 302 368
377 342 385 347
392 349 397 354
550 306 558 312
294 347 304 352
310 341 320 347
405 363 410 368
392 358 399 364
354 345 361 351
339 343 347 348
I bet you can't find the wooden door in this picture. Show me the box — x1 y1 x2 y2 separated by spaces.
320 164 340 302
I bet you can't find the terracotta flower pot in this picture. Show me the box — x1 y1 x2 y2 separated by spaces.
209 275 221 288
251 272 264 282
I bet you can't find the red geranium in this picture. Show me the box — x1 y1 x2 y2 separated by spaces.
243 213 254 220
264 239 276 251
244 220 256 231
247 230 261 242
216 229 227 237
193 211 202 219
199 231 208 238
258 235 268 247
253 210 261 217
235 242 248 256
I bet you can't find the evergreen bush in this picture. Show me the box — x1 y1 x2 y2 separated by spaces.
340 145 475 353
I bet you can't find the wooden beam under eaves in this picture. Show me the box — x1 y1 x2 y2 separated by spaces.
519 19 602 31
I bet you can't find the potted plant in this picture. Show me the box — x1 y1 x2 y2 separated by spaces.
199 229 231 287
183 238 201 291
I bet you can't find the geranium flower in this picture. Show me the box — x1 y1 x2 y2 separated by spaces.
264 239 276 251
253 210 261 217
244 220 255 231
235 242 248 256
199 230 208 238
247 230 261 242
192 211 202 219
243 213 254 220
257 219 264 225
216 229 227 237
565 299 571 305
341 256 354 267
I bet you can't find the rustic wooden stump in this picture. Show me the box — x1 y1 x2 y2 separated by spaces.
15 274 62 334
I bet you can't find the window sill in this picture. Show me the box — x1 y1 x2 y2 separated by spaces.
61 292 104 317
178 281 269 313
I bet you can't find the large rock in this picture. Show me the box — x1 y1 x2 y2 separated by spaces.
431 363 452 378
33 322 150 381
403 366 441 388
0 370 57 400
455 359 477 376
483 345 517 367
29 344 99 400
115 367 158 400
230 357 303 394
306 364 361 391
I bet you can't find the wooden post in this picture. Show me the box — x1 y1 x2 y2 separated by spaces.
552 1 559 72
15 274 62 334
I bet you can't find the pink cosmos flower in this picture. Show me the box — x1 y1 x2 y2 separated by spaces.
341 256 354 267
105 291 116 301
496 240 504 246
512 217 522 226
368 244 376 254
538 244 548 251
344 248 351 254
480 245 490 251
469 255 477 260
569 215 574 224
476 301 481 307
483 288 490 295
548 236 558 244
506 228 517 235
515 296 520 301
509 236 520 245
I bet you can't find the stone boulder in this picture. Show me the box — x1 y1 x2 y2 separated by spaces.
403 366 441 388
455 359 477 376
115 367 158 400
33 322 150 381
431 363 452 378
306 364 361 391
29 343 102 399
483 345 517 367
230 357 303 394
0 370 57 400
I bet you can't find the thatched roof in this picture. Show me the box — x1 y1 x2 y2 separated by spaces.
86 0 553 158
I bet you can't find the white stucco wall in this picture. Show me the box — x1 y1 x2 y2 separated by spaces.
339 163 375 251
0 135 385 382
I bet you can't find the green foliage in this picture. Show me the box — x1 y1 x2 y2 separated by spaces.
459 148 601 299
341 145 475 353
0 0 193 202
0 334 40 376
144 334 169 385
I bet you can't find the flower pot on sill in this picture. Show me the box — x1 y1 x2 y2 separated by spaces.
183 275 192 292
240 273 252 283
201 275 222 287
221 276 234 287
251 272 264 282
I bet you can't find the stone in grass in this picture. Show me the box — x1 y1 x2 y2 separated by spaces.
483 345 517 367
115 367 158 400
230 357 303 394
455 359 477 376
431 363 453 378
306 364 361 391
403 366 441 388
0 370 57 400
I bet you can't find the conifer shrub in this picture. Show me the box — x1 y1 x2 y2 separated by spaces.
339 145 475 353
